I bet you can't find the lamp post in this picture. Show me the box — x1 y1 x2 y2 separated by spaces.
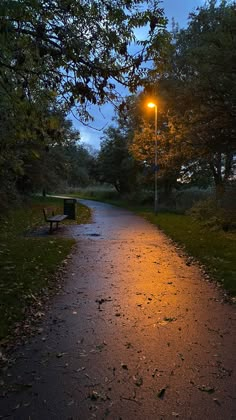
147 102 158 214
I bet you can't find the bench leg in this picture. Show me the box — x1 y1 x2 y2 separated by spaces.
48 221 61 233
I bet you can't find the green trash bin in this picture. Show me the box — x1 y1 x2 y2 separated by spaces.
64 198 77 220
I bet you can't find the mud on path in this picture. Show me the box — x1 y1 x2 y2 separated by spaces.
0 200 236 419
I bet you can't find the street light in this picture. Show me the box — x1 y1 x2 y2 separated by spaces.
147 102 158 214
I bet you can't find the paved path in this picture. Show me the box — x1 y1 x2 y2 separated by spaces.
1 200 236 419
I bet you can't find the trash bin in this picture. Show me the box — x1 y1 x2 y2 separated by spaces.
64 198 77 220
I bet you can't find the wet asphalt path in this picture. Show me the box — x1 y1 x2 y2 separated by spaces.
0 200 236 419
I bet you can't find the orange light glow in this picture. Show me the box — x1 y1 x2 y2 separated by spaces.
147 102 156 108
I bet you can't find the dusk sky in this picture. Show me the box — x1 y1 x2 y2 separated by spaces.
73 0 205 150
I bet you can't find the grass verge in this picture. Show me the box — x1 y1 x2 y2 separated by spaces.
143 212 236 295
0 196 91 341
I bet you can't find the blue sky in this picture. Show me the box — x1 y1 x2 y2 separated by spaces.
72 0 205 150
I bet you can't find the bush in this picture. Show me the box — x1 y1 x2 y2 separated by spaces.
121 190 154 205
64 185 119 201
175 188 212 212
188 198 231 230
0 183 23 215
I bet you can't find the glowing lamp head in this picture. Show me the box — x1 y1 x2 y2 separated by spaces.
147 102 156 108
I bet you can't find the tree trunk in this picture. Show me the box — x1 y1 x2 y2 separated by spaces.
114 182 120 193
209 154 224 201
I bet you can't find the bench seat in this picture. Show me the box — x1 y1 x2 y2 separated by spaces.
43 208 68 233
46 215 68 223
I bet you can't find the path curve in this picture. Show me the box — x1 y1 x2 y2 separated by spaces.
1 200 236 419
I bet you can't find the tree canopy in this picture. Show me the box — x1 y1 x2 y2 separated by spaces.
0 0 168 118
125 0 236 196
169 0 236 190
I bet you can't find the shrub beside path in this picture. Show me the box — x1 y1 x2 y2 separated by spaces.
1 200 236 419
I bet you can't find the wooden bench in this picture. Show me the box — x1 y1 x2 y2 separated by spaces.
43 208 68 233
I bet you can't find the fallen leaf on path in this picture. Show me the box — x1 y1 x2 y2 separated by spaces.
198 385 215 394
133 376 143 387
76 367 85 372
96 342 107 352
12 403 21 411
35 311 45 318
164 317 176 322
152 368 159 378
89 390 108 401
37 328 44 334
67 400 74 406
213 398 221 405
89 390 99 400
56 352 66 358
121 363 128 370
156 387 166 399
